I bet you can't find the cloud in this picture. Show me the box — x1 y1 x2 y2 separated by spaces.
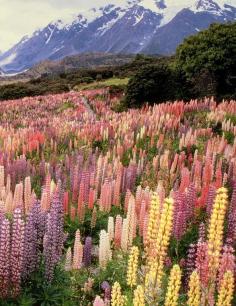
0 0 124 52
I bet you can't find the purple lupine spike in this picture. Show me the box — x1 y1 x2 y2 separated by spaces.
10 208 25 297
43 191 64 281
198 223 205 242
186 183 197 220
173 191 187 241
83 237 92 267
185 243 197 288
101 281 111 301
206 184 216 217
227 180 236 242
0 218 10 298
23 201 45 278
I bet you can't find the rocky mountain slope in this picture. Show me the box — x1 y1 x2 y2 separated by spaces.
0 0 235 73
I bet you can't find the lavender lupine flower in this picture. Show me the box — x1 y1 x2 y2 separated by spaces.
227 180 236 242
83 237 92 267
23 201 45 278
0 218 10 298
101 281 111 301
206 185 216 217
10 208 25 297
185 243 197 288
43 191 64 281
186 183 197 220
198 222 205 242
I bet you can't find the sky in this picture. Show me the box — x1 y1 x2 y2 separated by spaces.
0 0 126 52
0 0 235 53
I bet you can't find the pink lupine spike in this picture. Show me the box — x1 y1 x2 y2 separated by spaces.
88 188 95 210
124 189 132 212
77 194 85 223
195 241 209 287
217 244 235 290
63 191 69 214
114 215 122 248
139 200 146 236
70 206 76 221
179 167 190 193
24 176 32 214
93 296 105 306
0 218 10 298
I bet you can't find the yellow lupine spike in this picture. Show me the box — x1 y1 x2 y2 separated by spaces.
133 285 145 306
111 282 126 306
147 197 174 286
127 246 139 288
187 270 201 306
146 192 160 254
164 265 182 306
216 271 234 306
207 187 228 278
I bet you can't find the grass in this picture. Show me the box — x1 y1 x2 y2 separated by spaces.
74 77 130 91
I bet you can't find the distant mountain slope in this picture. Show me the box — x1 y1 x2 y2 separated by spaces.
0 53 135 81
0 0 235 73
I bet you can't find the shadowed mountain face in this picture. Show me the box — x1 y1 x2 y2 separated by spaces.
0 0 235 74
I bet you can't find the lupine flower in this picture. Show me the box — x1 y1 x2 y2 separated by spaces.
10 208 25 297
93 296 105 306
91 206 97 229
101 281 111 302
217 245 235 290
23 201 44 278
187 270 201 306
114 215 122 248
43 191 64 281
65 247 72 271
146 192 160 254
73 229 83 269
133 285 145 306
111 282 126 306
99 230 111 268
127 246 139 288
207 187 228 279
164 265 182 306
216 271 234 306
0 218 10 298
83 237 92 267
147 198 174 286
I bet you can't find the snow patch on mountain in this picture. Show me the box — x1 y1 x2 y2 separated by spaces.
0 52 17 66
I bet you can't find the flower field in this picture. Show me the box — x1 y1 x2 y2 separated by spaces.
0 90 235 305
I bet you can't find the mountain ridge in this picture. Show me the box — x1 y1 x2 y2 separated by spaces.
0 0 235 74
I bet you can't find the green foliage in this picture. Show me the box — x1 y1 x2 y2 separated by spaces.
92 139 109 154
125 64 175 107
224 131 235 144
176 22 236 99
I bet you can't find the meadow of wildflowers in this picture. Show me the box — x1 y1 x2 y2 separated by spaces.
0 90 235 305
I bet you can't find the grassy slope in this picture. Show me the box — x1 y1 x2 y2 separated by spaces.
74 78 130 91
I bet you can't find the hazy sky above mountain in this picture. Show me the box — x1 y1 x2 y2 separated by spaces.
0 0 122 51
0 0 235 52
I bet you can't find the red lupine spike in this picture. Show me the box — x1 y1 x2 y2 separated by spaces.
179 167 190 193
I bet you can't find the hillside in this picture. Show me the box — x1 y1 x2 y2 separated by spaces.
0 89 236 304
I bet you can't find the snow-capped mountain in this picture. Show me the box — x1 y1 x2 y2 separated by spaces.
0 0 235 74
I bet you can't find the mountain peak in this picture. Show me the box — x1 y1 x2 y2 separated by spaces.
193 0 223 14
0 0 235 74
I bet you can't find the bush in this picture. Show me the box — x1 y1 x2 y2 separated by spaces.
125 64 174 108
175 22 236 99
